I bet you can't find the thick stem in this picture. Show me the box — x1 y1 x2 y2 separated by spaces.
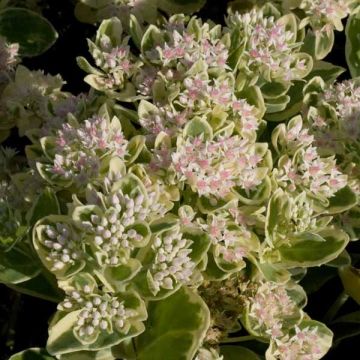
323 291 349 323
220 335 256 344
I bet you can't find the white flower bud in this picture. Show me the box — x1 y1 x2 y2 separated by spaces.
86 326 95 336
100 320 108 330
103 230 112 239
61 254 70 263
93 297 101 306
94 236 103 245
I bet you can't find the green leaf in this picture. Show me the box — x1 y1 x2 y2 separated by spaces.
302 29 334 60
183 117 213 140
267 228 349 268
141 24 162 54
326 186 357 214
157 0 206 14
9 348 55 360
339 266 360 305
74 3 98 24
266 61 345 122
27 187 60 226
135 287 210 360
96 17 123 47
6 272 63 303
310 61 346 82
220 346 261 360
0 8 58 57
125 135 145 164
47 291 146 355
264 95 290 113
261 81 291 99
103 259 142 291
265 188 288 245
0 245 40 284
59 348 115 360
327 250 351 268
129 14 143 50
334 310 360 324
76 57 104 76
346 10 360 78
255 261 291 283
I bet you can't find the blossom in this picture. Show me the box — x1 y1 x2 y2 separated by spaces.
299 0 353 30
271 326 325 360
323 80 360 141
149 227 195 294
58 275 144 342
74 178 152 266
150 19 229 71
276 145 347 198
227 9 308 82
0 36 19 77
1 65 65 136
172 135 266 198
246 281 298 338
200 214 250 265
41 115 128 187
39 221 83 271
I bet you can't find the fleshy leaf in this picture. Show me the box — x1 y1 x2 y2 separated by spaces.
346 10 360 78
220 346 261 359
26 187 60 226
9 348 55 360
0 245 41 284
265 228 349 268
0 8 57 57
135 287 210 360
157 0 206 15
339 266 360 305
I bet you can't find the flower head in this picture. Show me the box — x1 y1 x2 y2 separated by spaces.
172 135 266 198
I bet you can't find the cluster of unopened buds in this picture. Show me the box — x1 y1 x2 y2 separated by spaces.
150 228 194 293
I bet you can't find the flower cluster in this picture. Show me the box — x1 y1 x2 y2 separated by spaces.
60 285 136 338
75 178 151 266
150 227 194 294
227 9 311 83
172 135 267 198
3 2 359 360
303 77 360 239
270 324 330 360
246 281 299 338
87 30 139 92
0 65 65 137
306 79 360 157
34 217 84 274
37 115 128 187
275 140 347 199
55 273 147 347
0 36 19 78
298 0 354 31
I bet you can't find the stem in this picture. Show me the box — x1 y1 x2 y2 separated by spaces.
220 335 256 344
323 291 349 323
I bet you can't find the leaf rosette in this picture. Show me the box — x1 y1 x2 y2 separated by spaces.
47 273 147 355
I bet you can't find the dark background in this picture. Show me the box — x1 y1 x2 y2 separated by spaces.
0 0 359 359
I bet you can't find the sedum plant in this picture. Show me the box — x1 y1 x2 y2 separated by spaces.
1 1 360 359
